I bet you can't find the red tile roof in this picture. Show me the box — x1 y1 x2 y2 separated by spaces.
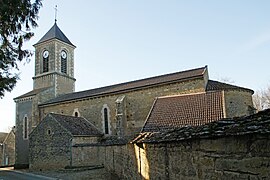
133 109 270 143
141 91 225 132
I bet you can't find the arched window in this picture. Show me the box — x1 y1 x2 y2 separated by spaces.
73 108 80 117
61 50 67 74
101 104 111 135
23 116 28 140
104 108 109 134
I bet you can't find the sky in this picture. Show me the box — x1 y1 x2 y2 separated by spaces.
1 0 270 132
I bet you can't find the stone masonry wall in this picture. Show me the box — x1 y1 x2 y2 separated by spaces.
15 99 32 168
29 116 72 170
72 145 104 167
40 78 206 138
3 131 15 166
224 90 254 118
101 133 270 180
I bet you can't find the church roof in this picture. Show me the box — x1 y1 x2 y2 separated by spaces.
35 22 75 47
50 113 103 136
141 91 225 133
14 87 50 100
40 66 207 106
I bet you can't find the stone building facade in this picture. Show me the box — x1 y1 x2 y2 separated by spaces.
15 23 255 169
0 129 15 167
29 113 102 170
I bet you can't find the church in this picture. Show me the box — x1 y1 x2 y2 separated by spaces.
14 22 255 169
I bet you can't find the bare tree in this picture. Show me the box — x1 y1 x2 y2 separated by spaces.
253 87 270 111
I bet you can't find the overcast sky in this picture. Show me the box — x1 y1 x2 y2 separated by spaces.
1 0 270 132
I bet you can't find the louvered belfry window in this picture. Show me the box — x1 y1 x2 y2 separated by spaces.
43 56 49 72
61 51 67 74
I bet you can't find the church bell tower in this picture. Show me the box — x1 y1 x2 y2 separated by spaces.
33 22 76 97
14 22 76 168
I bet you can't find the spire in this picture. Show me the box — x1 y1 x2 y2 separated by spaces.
35 23 75 47
54 5 58 23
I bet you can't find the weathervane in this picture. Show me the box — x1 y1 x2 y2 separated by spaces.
54 5 58 23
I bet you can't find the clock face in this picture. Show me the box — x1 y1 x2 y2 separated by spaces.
61 51 67 59
43 50 49 58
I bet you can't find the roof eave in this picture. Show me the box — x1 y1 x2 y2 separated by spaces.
33 38 76 48
39 75 204 107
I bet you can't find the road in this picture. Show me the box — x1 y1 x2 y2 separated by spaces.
0 167 56 180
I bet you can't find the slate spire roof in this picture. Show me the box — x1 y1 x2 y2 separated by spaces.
35 22 75 47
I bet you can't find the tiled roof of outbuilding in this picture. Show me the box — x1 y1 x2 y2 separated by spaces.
133 109 270 143
35 23 75 47
50 113 103 136
40 66 207 106
141 91 225 133
206 80 254 94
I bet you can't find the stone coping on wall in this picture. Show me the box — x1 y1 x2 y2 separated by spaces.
132 109 270 144
73 136 132 147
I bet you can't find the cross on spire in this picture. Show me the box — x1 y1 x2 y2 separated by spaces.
54 5 58 23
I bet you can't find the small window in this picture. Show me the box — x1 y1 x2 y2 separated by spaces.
73 108 80 117
23 116 28 140
104 108 109 134
47 129 51 135
101 105 110 135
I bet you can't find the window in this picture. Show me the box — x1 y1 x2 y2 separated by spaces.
72 108 80 117
61 50 67 74
101 104 111 135
104 108 109 134
42 50 49 73
23 116 28 140
47 129 52 135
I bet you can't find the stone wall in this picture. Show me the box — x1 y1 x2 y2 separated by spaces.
101 133 270 180
15 99 32 168
3 131 15 166
100 110 270 179
72 145 104 167
224 90 254 118
29 116 72 170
